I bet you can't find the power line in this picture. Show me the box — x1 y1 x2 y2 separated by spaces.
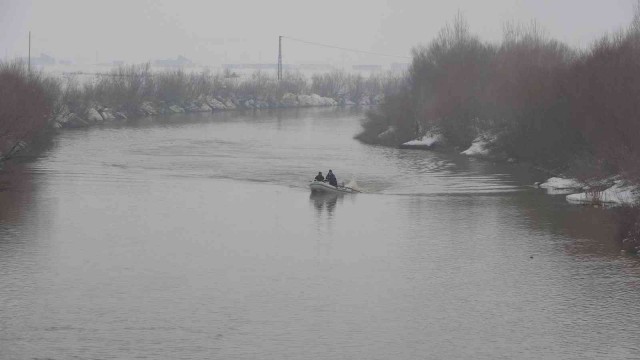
58 72 151 78
281 36 410 60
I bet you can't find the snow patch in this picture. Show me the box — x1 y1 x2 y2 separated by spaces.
140 102 157 116
401 130 443 148
461 133 496 156
377 126 396 139
184 102 211 112
223 99 237 110
242 99 255 108
207 97 227 110
566 181 639 206
99 108 116 121
86 108 103 122
539 177 583 190
280 93 299 107
197 103 212 112
297 94 337 107
168 105 185 114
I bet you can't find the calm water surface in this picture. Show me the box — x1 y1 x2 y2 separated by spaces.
1 108 639 359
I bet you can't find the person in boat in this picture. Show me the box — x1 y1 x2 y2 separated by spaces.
314 171 324 182
326 170 337 187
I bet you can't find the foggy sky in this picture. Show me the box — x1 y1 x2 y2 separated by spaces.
0 0 636 66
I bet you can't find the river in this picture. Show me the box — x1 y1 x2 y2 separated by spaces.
1 108 639 359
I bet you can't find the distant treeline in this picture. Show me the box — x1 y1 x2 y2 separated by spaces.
61 66 404 114
0 63 404 157
358 11 640 182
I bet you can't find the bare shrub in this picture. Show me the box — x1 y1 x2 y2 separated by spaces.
277 71 308 97
236 70 278 101
89 63 154 111
61 76 94 116
56 63 398 113
356 13 596 169
568 23 640 182
211 71 239 100
311 70 348 99
397 13 495 146
183 70 214 102
363 71 406 100
154 69 190 104
488 22 586 167
355 92 414 145
0 61 53 155
344 74 364 103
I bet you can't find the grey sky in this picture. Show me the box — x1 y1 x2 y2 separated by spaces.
0 0 636 66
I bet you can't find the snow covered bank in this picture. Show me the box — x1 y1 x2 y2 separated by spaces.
537 177 583 194
536 176 639 206
400 129 443 149
539 177 583 190
296 94 338 107
49 92 370 129
377 126 396 140
566 181 639 206
461 133 496 157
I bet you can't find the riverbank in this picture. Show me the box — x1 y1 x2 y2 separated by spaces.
0 61 403 157
394 128 640 254
358 13 640 179
0 62 54 162
48 64 401 129
355 13 640 253
49 92 377 129
537 176 640 254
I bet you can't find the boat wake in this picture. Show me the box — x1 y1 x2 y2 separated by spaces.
344 179 362 192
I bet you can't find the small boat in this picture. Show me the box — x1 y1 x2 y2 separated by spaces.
309 180 359 194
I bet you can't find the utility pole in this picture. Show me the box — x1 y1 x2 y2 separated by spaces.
28 31 31 73
277 35 282 80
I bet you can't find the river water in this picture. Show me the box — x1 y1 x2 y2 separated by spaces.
1 108 639 359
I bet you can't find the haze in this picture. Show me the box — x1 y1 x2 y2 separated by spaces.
0 0 636 67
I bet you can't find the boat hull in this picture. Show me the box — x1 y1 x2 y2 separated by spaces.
309 181 357 194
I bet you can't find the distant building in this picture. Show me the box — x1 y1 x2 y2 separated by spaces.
154 55 193 68
223 63 280 70
391 62 410 72
298 63 333 71
22 53 56 66
352 64 382 71
222 63 335 72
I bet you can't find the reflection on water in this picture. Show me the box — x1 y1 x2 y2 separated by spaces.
309 191 340 218
0 162 35 226
510 190 625 257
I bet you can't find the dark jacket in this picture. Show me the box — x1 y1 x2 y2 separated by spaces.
326 172 337 186
315 174 324 181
